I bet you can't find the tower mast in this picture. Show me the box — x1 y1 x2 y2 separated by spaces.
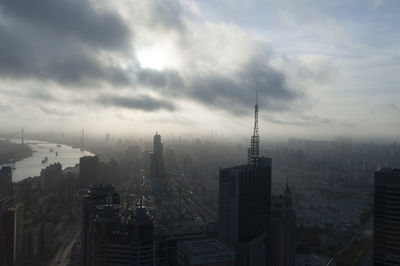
81 128 84 151
248 91 260 166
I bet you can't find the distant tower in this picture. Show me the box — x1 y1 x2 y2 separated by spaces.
81 128 84 151
21 127 24 145
150 132 164 193
248 92 259 166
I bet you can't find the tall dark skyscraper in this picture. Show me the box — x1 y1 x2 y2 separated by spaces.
0 166 13 200
218 99 272 266
91 199 155 266
150 132 165 192
81 184 120 266
4 203 24 266
270 182 296 266
79 156 99 188
373 168 400 265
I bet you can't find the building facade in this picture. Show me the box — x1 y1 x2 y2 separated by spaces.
4 203 24 266
79 156 100 188
81 184 120 266
270 184 296 266
91 203 155 265
0 166 13 200
373 168 400 265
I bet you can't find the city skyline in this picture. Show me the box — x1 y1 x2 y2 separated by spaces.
0 0 399 140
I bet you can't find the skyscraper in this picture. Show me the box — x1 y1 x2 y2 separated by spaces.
0 166 13 200
79 156 99 188
373 168 400 265
218 98 271 266
270 182 296 266
81 184 120 266
150 132 165 192
40 162 62 192
91 199 155 265
4 203 24 266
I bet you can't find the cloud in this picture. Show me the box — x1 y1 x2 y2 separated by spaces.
137 69 184 92
263 114 355 127
28 89 54 101
97 94 176 111
39 106 75 117
0 0 132 86
0 0 130 50
144 0 186 32
0 0 332 128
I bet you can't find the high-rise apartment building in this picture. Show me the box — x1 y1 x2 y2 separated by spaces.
218 98 271 266
57 172 77 204
79 156 99 188
373 168 400 265
150 132 165 192
40 163 62 192
4 203 24 266
270 183 296 266
0 166 13 200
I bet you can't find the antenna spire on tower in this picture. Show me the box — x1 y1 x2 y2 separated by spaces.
248 91 260 166
81 128 84 151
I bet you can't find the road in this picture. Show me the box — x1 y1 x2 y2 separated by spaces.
48 220 81 266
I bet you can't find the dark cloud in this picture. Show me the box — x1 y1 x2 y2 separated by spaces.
137 69 184 92
0 0 130 50
136 56 300 115
97 94 176 111
0 0 132 86
0 0 306 116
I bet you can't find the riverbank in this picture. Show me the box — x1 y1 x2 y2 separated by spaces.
2 140 93 182
0 140 33 165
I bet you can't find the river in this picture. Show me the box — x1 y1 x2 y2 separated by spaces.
1 139 93 182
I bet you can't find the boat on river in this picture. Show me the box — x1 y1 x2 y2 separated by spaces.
41 157 48 164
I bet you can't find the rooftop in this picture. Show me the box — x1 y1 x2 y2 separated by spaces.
180 238 232 255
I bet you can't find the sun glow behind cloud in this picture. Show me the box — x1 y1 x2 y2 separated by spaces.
137 45 176 70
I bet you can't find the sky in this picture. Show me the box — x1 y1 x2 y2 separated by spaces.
0 0 399 141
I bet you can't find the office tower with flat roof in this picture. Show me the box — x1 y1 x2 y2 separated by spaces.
373 168 400 265
177 238 235 266
150 132 165 192
270 182 296 266
218 97 271 266
92 200 155 266
81 184 120 266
